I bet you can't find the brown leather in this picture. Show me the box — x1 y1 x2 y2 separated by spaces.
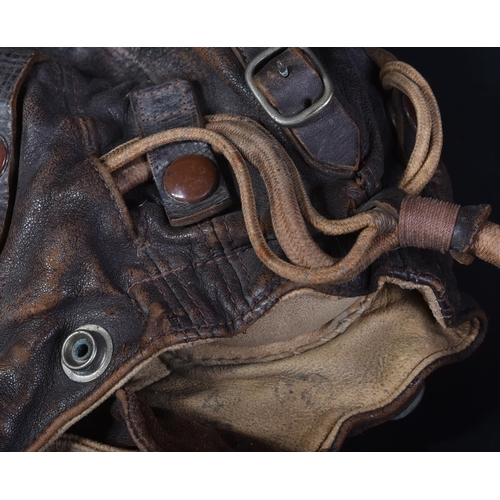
131 284 479 451
0 138 7 174
130 80 232 226
0 48 487 452
0 50 42 241
241 47 361 176
163 155 219 203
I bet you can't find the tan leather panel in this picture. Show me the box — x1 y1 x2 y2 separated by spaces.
138 284 480 451
168 289 360 363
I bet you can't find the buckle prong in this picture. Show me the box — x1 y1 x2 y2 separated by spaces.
245 47 334 127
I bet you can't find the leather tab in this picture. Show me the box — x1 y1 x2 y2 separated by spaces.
241 47 360 177
0 50 40 240
130 81 232 226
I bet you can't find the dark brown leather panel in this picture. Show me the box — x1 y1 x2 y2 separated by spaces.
0 48 487 451
0 50 41 242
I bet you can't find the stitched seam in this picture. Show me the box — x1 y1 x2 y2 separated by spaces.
146 241 211 328
134 284 286 348
142 245 187 329
216 219 252 309
389 262 453 318
221 217 257 307
204 220 241 315
168 294 371 365
85 156 148 323
120 390 151 451
138 81 189 123
136 218 189 330
235 48 250 64
127 245 253 292
136 81 185 99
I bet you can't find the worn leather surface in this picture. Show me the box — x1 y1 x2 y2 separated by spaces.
130 80 232 225
134 284 480 451
0 48 487 451
0 50 40 241
248 47 362 175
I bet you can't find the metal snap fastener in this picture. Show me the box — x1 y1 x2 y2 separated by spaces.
61 324 113 382
163 155 219 203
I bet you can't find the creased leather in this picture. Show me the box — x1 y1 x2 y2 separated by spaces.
0 50 41 241
0 48 487 452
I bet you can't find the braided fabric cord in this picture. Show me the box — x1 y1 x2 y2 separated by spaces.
206 115 336 268
472 222 500 268
99 60 445 284
100 123 395 284
113 156 151 194
380 61 443 197
99 58 500 283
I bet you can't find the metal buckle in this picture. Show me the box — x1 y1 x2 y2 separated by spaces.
245 47 334 127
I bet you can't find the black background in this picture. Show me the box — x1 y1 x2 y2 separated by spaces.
343 48 500 451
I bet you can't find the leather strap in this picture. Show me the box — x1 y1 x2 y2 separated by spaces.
130 80 232 226
235 47 360 177
0 50 41 241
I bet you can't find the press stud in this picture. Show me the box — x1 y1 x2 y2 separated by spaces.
61 325 113 382
163 155 219 203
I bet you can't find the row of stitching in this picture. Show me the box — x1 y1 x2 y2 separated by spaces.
146 240 212 328
133 278 294 348
166 294 373 366
138 81 189 123
136 217 196 331
220 217 258 309
136 80 185 98
390 261 454 320
119 390 150 451
203 221 241 314
127 244 254 292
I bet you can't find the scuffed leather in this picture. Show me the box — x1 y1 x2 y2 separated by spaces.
0 48 487 451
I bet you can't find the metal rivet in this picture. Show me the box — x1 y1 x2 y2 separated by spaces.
277 60 289 78
61 325 113 382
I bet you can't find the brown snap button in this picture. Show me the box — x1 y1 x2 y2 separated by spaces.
0 138 8 174
163 155 219 203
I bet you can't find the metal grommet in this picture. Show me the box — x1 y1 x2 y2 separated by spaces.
61 324 113 382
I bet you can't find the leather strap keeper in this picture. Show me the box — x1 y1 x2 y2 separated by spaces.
130 80 232 226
